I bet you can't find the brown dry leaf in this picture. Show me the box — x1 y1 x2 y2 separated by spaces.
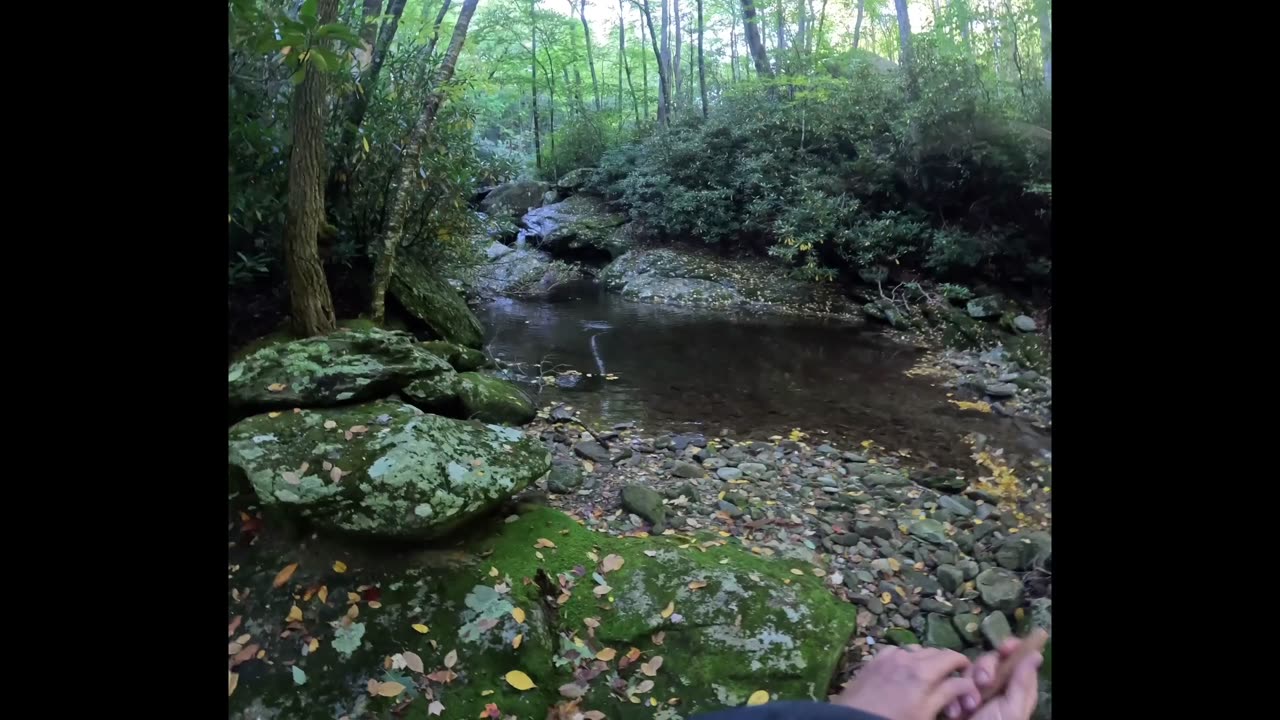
687 580 707 590
559 683 588 699
229 670 239 697
640 656 663 677
403 651 424 674
600 554 625 573
318 586 329 604
513 633 523 649
535 550 545 560
330 466 345 484
535 538 557 549
228 641 243 655
595 647 617 661
584 617 601 629
626 647 642 662
367 679 381 695
228 615 242 637
346 604 359 621
426 669 458 684
512 607 526 623
273 563 299 589
349 425 369 434
235 633 251 645
347 592 362 604
376 681 406 697
635 679 655 694
660 601 675 619
593 585 612 597
368 601 382 609
583 712 606 720
267 383 286 392
323 420 338 430
444 649 458 669
652 631 666 645
586 551 600 562
557 592 571 605
231 643 260 667
286 605 303 623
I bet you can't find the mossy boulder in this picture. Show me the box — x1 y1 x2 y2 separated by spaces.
555 167 596 192
390 252 485 348
419 340 488 371
227 328 453 418
454 372 536 425
227 400 550 539
227 507 857 720
522 195 629 260
480 179 549 218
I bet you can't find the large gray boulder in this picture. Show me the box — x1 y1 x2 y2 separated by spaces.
555 167 595 192
521 195 629 260
227 328 453 416
390 251 486 347
227 400 551 538
480 180 549 219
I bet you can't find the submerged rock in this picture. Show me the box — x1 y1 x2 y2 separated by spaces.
227 506 857 719
390 252 485 347
227 328 453 416
227 400 550 538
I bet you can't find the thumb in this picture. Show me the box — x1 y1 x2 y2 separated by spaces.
1001 651 1043 719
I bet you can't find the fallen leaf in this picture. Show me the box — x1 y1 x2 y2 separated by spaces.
596 647 617 661
636 679 655 694
747 690 770 706
349 425 369 434
536 551 545 560
324 420 338 429
557 592 571 605
643 550 659 557
330 466 345 483
273 563 299 588
428 700 445 716
661 601 675 619
790 568 804 576
513 633 523 648
593 585 611 596
292 666 307 685
583 712 606 720
403 651 424 674
347 592 362 604
309 638 319 653
881 592 892 604
512 607 526 623
229 641 243 655
235 633 251 645
584 617 600 629
228 615 242 637
368 601 382 609
267 383 286 392
640 656 663 676
333 560 348 573
857 610 873 628
688 580 707 590
444 649 458 668
481 702 500 719
228 670 239 697
231 643 260 667
481 690 494 696
652 631 665 645
412 624 430 634
535 538 557 549
600 554 625 573
626 647 642 662
346 604 359 620
505 670 536 690
286 605 303 623
582 460 595 473
489 566 500 577
559 683 588 699
887 558 901 573
376 681 405 697
427 669 458 683
318 586 329 603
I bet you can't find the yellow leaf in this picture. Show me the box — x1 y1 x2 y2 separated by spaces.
309 638 320 653
949 399 993 413
661 601 675 619
512 607 526 623
489 567 499 577
747 690 770 706
368 601 382 609
880 592 892 604
318 586 329 604
583 460 595 473
789 568 804 576
333 560 348 573
596 647 617 661
267 383 287 392
229 671 239 697
513 633 523 648
268 411 282 418
887 558 901 573
362 136 370 153
412 623 430 634
286 605 303 622
505 670 536 691
376 681 406 697
272 563 299 589
535 538 557 548
481 690 494 696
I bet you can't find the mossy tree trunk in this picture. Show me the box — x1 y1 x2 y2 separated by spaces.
738 0 772 79
282 0 339 337
368 0 481 323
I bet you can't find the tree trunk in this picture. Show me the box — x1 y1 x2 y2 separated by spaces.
617 1 625 117
643 0 671 125
284 0 340 337
729 8 739 82
673 0 683 114
1038 0 1051 93
641 17 650 121
328 0 408 203
696 0 707 117
622 16 641 125
738 0 772 78
355 0 381 73
893 0 914 69
573 0 602 112
796 0 807 60
774 1 786 73
852 0 864 48
531 9 542 170
368 0 481 323
814 0 827 58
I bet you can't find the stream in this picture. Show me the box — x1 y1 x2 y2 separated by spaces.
481 283 1050 472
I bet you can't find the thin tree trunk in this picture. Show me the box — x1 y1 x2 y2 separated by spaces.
730 9 739 82
643 0 671 125
573 0 602 112
796 0 807 61
328 0 408 202
368 0 481 323
853 0 864 48
284 0 339 337
696 0 707 117
618 2 625 117
893 0 914 69
738 0 772 78
355 0 381 73
641 17 650 121
422 0 455 63
1037 0 1051 93
673 0 683 114
814 0 827 58
531 11 541 170
623 28 641 125
1006 0 1026 102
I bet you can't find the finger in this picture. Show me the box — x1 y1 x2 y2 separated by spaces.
997 636 1021 657
969 650 1001 689
904 643 923 653
944 699 961 719
927 676 981 719
1001 651 1043 717
914 648 972 683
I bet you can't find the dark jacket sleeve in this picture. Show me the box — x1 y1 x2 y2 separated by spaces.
691 701 889 720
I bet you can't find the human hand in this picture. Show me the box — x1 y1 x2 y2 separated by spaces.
961 636 1043 720
833 645 981 720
